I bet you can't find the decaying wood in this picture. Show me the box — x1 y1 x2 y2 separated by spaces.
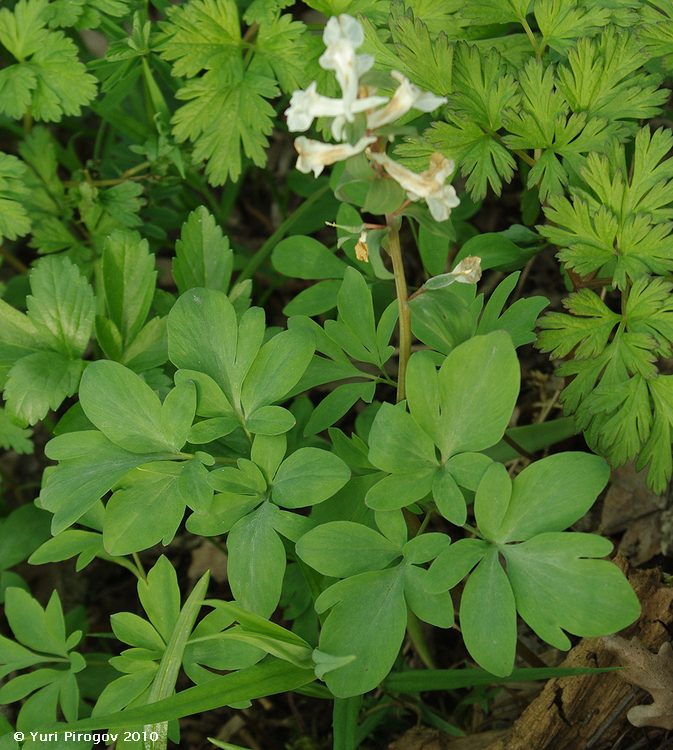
460 560 673 750
603 636 673 730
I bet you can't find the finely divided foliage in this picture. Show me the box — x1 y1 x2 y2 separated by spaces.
0 0 669 746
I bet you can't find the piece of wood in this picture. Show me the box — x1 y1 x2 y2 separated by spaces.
471 560 673 750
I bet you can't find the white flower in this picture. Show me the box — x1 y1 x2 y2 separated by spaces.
286 82 386 140
295 135 376 177
449 256 482 284
368 151 460 221
319 15 375 119
367 72 447 130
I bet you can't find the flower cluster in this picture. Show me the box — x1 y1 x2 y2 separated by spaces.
286 15 459 222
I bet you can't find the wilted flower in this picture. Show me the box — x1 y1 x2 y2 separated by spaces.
368 151 460 221
367 72 447 130
354 230 369 262
450 256 482 284
424 256 482 290
295 135 376 177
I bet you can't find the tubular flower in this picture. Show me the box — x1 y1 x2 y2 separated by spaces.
319 15 374 113
286 82 386 140
294 136 376 177
367 71 447 130
368 151 460 221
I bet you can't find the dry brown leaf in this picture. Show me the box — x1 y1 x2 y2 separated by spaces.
603 635 673 730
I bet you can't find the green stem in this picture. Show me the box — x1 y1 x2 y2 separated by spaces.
22 109 33 135
237 184 330 283
333 696 362 750
0 245 28 274
385 215 411 402
520 16 540 57
132 552 147 582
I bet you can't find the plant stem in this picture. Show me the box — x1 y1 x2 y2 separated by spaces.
519 16 540 57
237 184 330 283
385 214 411 402
333 696 362 750
132 552 147 582
0 245 28 274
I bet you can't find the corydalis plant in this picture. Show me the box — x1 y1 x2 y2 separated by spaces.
286 14 459 222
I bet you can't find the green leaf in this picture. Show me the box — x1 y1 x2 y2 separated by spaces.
0 154 31 242
168 289 242 406
5 588 68 657
534 0 610 53
173 207 233 294
462 0 531 23
162 380 197 450
272 236 349 280
247 406 296 436
316 566 407 697
432 466 467 525
26 256 94 359
418 224 451 276
325 268 392 367
79 361 179 453
0 0 97 122
409 284 478 356
304 382 376 436
503 533 640 650
402 533 450 565
283 279 342 317
244 0 293 24
426 539 490 593
434 332 520 458
484 453 610 543
111 612 165 651
4 352 83 425
103 463 186 555
368 402 437 473
362 178 406 215
40 431 162 533
459 549 517 677
241 328 315 415
404 565 453 628
100 231 156 347
157 0 241 78
28 530 105 571
0 505 51 571
272 448 350 509
385 7 453 95
366 471 435 511
473 463 511 541
35 661 314 733
228 502 285 617
138 556 181 643
296 522 401 577
537 288 620 359
557 30 666 123
250 13 308 92
171 61 278 186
